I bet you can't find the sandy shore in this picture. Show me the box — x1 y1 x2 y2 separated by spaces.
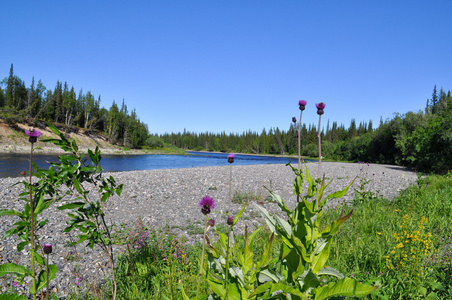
0 162 418 296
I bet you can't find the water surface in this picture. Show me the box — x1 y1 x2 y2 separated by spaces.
0 151 305 178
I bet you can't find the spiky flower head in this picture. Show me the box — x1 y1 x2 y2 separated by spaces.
315 102 326 115
227 216 234 226
227 154 235 164
199 196 215 215
44 244 52 254
292 117 296 123
298 100 307 111
25 128 42 144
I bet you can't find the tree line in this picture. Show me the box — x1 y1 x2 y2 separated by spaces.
1 64 450 172
159 86 452 173
0 64 149 148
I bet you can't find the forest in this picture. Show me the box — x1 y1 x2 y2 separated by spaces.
159 86 452 173
1 64 451 173
0 64 149 148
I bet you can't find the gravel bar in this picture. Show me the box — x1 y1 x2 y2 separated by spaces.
0 162 418 297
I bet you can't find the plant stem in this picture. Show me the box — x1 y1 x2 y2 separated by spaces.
46 253 49 300
196 216 208 300
297 110 305 203
225 226 231 300
317 114 322 209
317 114 322 181
229 163 232 214
29 142 37 300
298 110 303 172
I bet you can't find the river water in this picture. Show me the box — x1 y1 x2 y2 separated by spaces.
0 151 306 178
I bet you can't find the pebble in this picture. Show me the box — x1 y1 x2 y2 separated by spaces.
0 162 418 298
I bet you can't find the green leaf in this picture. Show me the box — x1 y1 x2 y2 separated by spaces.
0 294 28 300
57 202 85 210
317 266 344 279
270 191 292 215
298 269 321 292
233 203 246 226
311 238 331 274
275 214 292 236
315 277 377 300
0 263 30 277
258 268 284 283
73 178 83 195
256 232 274 269
321 210 353 238
0 209 21 217
17 241 28 252
35 264 58 293
207 270 226 298
32 250 45 266
321 177 356 206
251 282 309 299
253 203 276 234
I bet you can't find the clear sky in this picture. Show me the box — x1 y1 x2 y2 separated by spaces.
1 1 451 135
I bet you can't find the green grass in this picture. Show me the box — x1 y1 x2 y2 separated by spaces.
321 172 452 299
66 173 452 299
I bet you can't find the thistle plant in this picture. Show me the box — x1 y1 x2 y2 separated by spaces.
0 128 58 300
252 101 377 299
203 205 276 300
44 243 52 300
315 102 326 181
298 100 307 172
196 195 215 300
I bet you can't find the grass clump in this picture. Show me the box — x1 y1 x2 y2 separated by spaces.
322 172 452 299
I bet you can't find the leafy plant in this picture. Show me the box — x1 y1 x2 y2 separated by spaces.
253 163 377 299
39 123 124 299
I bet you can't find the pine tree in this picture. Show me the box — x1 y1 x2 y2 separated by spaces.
5 64 14 108
349 118 357 138
0 86 4 107
27 77 36 118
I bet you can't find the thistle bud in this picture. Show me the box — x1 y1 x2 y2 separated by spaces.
44 244 52 254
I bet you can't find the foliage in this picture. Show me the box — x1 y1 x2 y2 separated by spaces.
0 64 150 148
323 172 452 299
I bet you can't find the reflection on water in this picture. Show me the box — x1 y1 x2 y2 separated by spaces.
0 151 307 178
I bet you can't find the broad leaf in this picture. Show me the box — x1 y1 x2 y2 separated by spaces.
317 266 344 279
315 277 377 300
0 263 30 277
35 264 58 293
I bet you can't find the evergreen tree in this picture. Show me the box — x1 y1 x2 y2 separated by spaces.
0 86 4 107
5 64 14 108
349 118 357 138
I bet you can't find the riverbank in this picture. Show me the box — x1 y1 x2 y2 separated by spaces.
0 162 418 296
0 119 186 155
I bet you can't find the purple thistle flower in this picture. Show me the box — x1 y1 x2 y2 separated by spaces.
74 278 81 287
298 100 307 111
25 128 42 143
44 243 52 254
227 154 235 164
315 102 326 115
12 281 20 288
199 196 215 215
292 117 297 123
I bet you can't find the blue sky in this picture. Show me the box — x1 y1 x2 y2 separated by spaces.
1 1 451 135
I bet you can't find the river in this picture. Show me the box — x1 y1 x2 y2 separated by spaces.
0 151 307 178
